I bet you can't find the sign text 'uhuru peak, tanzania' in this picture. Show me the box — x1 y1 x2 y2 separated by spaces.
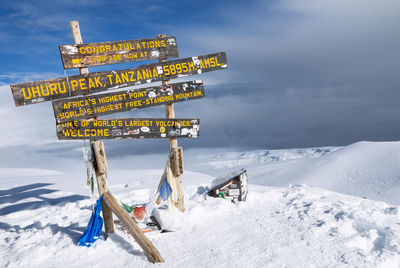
11 52 227 106
59 36 179 69
53 80 205 123
57 118 200 140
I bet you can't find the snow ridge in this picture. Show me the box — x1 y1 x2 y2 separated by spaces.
196 147 339 169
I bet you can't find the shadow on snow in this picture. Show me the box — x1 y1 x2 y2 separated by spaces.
0 220 87 242
0 182 87 216
0 182 90 241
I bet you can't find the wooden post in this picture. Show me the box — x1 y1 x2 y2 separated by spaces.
103 192 164 263
157 34 185 212
69 21 115 233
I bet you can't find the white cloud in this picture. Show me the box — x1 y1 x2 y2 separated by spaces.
0 78 59 147
0 72 61 84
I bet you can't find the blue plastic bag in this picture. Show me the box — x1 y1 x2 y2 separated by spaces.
159 177 172 201
78 195 104 247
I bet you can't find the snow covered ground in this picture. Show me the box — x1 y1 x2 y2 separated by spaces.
1 141 400 267
193 141 400 205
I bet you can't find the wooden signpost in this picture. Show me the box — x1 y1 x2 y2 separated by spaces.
156 34 184 211
53 80 204 123
11 52 227 106
69 21 115 237
59 36 179 69
10 20 228 264
57 118 200 140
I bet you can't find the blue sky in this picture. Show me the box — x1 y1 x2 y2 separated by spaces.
0 0 239 76
1 0 400 168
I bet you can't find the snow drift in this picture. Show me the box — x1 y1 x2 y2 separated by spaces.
1 141 400 267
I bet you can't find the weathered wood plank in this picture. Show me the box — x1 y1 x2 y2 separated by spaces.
59 36 178 69
102 192 164 263
11 52 227 106
52 80 205 123
170 147 184 177
91 139 108 174
57 118 200 140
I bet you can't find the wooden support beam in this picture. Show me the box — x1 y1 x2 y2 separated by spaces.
69 20 114 233
102 192 164 263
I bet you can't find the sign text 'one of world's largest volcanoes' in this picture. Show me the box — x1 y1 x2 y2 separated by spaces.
10 52 227 106
53 80 205 123
57 118 200 140
59 36 179 69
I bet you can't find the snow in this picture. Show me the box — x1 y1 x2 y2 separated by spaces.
1 141 400 267
194 146 339 169
194 141 400 204
0 168 62 178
